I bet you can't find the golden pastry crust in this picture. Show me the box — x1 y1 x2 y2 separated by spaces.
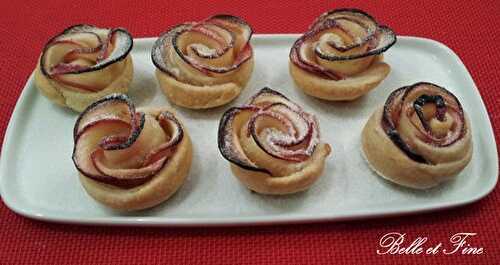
152 14 254 109
155 57 254 109
231 143 331 194
73 97 193 211
34 56 133 112
290 56 389 101
289 8 396 101
218 87 331 195
361 83 473 189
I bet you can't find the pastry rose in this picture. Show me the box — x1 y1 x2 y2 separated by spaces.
152 14 254 109
362 82 473 189
218 87 331 194
289 8 396 101
35 24 134 112
72 94 192 210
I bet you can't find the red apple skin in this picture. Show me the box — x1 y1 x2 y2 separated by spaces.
289 8 397 80
72 94 184 189
218 87 319 171
381 82 465 164
40 24 133 77
151 14 253 77
248 103 314 162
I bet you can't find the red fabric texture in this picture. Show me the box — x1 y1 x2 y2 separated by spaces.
1 1 499 264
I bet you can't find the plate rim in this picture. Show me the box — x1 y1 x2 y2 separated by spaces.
0 35 498 226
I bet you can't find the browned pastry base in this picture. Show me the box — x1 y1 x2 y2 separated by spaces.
361 108 473 189
155 58 254 109
290 56 390 101
34 56 133 112
230 143 331 195
79 107 193 211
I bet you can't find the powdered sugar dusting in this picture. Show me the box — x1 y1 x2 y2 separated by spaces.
219 87 322 165
151 15 253 78
43 25 132 77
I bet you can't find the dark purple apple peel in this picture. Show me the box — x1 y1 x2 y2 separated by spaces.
381 82 466 164
151 14 253 78
289 8 396 80
218 87 320 173
74 94 138 141
141 111 184 167
40 24 133 77
72 94 184 189
218 106 268 173
413 94 446 131
248 103 316 162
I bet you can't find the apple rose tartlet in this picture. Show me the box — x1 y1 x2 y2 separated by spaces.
152 14 254 109
362 82 473 189
218 87 331 195
34 24 134 112
72 94 192 210
289 8 396 101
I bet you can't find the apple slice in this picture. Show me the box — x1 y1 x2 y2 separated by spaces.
142 111 184 166
74 94 136 139
40 24 132 81
218 87 321 172
249 103 318 162
151 14 253 78
218 106 266 172
246 87 300 110
205 14 252 52
382 82 466 164
401 82 464 146
72 94 185 188
91 149 167 179
73 118 131 178
290 8 396 79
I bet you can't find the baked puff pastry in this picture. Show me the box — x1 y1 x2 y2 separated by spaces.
218 87 331 195
72 94 192 210
34 24 134 112
362 82 473 189
289 8 396 101
152 15 254 109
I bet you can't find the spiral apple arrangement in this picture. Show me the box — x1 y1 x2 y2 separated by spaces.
382 82 468 162
35 24 134 112
289 8 397 100
152 14 252 77
40 25 132 90
362 82 473 189
218 87 331 194
152 14 255 109
73 94 185 188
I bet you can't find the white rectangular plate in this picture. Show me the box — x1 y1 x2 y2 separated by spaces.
0 35 498 226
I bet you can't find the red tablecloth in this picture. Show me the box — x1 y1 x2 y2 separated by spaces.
1 1 499 264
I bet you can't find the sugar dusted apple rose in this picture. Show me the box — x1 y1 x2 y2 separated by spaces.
362 82 473 189
152 14 254 109
218 87 331 195
35 24 134 112
289 8 396 101
72 94 192 210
